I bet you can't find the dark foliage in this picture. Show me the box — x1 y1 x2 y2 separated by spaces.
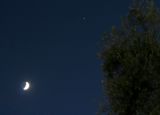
99 0 160 114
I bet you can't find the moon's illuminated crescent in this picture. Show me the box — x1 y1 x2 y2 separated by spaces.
23 82 30 90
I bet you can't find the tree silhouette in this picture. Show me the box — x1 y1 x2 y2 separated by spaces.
99 0 160 114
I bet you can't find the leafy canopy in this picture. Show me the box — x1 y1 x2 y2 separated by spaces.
99 0 160 115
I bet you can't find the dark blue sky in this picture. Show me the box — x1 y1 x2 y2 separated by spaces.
0 0 130 115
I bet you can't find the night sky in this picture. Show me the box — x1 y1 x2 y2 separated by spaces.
0 0 130 115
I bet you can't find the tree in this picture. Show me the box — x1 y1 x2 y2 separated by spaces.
99 0 160 114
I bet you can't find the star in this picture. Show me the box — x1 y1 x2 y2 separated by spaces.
82 17 86 20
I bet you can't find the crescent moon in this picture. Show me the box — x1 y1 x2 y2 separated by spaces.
23 82 30 90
